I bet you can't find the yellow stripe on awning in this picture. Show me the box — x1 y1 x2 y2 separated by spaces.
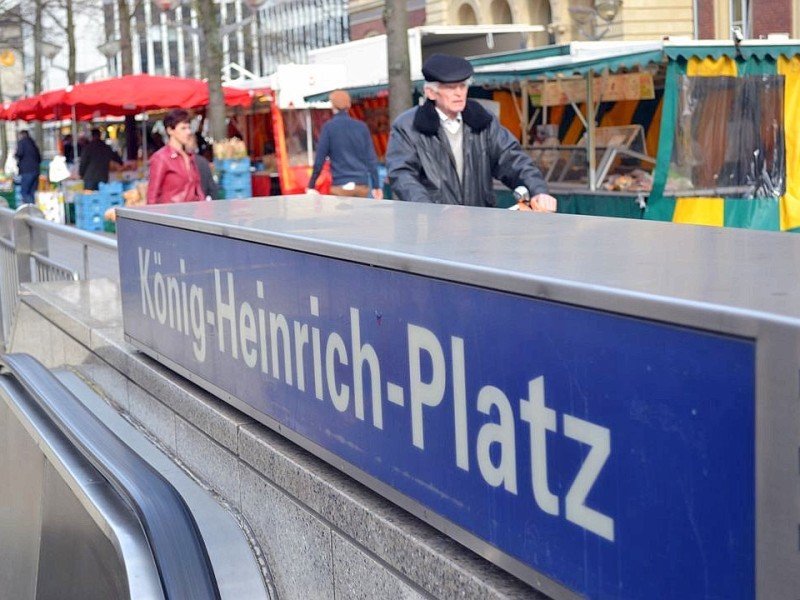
778 55 800 231
673 197 725 227
687 56 737 77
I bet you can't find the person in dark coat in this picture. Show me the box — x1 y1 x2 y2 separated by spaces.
186 134 219 200
307 89 383 199
14 130 41 205
62 134 75 165
79 128 123 191
385 54 557 211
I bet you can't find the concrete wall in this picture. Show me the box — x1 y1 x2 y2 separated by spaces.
9 278 547 600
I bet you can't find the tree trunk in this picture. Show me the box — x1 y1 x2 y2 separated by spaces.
116 0 137 160
66 0 75 84
32 0 43 149
196 0 226 142
384 0 411 126
0 71 6 165
116 0 133 75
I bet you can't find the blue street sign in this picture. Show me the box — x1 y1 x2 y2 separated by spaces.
118 219 755 599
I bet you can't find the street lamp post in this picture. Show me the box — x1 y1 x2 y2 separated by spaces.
568 0 623 41
97 38 122 78
40 40 60 91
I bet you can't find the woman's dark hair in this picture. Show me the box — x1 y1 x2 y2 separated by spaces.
163 108 191 131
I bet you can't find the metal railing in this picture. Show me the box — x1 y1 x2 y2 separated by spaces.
0 204 118 352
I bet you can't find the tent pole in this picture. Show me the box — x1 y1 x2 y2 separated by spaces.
542 76 548 127
305 109 313 166
141 114 148 175
586 69 596 191
521 80 529 147
72 106 78 163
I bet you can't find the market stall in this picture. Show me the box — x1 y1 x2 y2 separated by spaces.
308 39 800 232
224 66 338 196
465 42 664 216
647 41 800 231
1 74 264 224
470 39 800 231
3 74 254 121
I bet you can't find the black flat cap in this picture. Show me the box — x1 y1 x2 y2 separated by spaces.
422 54 474 83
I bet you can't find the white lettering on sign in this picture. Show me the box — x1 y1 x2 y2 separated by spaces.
135 248 615 541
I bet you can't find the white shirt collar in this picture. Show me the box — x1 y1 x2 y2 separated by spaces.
435 106 462 134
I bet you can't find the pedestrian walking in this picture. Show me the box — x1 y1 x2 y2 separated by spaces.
14 130 41 205
307 89 383 199
147 109 205 204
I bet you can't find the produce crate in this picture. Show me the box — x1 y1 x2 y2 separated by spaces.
221 181 252 200
216 158 251 173
99 181 124 194
219 170 251 188
74 191 123 231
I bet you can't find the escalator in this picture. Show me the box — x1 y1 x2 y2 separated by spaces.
0 353 269 600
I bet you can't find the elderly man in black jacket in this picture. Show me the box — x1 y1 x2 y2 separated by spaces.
386 54 556 211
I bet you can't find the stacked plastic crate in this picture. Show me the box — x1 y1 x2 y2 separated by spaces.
216 158 252 199
74 181 123 231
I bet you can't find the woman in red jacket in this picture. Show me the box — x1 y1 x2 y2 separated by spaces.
146 108 205 204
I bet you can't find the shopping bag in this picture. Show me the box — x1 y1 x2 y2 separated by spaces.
49 155 71 183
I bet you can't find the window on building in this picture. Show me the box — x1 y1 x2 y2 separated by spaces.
242 19 256 75
166 26 179 76
730 0 751 38
666 74 785 198
457 4 479 25
490 0 513 24
528 0 553 44
152 43 164 76
180 4 196 79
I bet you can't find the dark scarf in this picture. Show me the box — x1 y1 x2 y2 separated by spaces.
412 98 493 136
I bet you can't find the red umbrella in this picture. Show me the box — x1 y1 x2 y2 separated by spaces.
2 74 258 120
17 88 76 121
63 74 254 114
4 95 42 121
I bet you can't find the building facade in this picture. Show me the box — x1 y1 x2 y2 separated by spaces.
696 0 799 40
349 0 798 44
11 0 800 100
101 0 349 81
23 1 800 96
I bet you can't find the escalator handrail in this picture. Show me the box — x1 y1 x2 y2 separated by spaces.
0 353 220 600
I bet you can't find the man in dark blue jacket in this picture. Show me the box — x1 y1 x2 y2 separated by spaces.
14 130 41 205
307 90 383 199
